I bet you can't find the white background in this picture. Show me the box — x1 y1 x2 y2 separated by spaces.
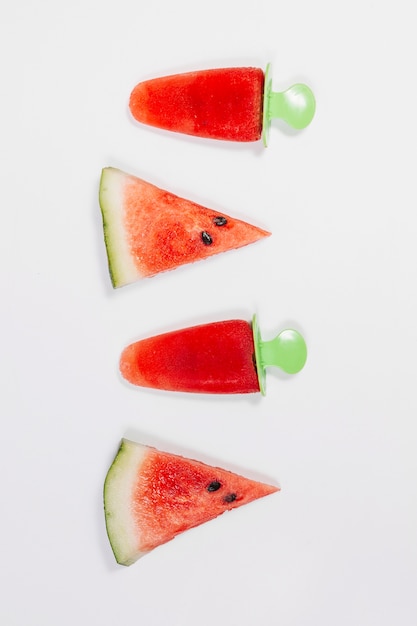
1 1 416 624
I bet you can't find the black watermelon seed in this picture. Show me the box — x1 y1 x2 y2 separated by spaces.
201 231 213 245
207 481 222 492
223 493 237 503
213 216 228 226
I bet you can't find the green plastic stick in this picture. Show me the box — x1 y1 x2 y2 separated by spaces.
262 63 316 146
252 315 307 395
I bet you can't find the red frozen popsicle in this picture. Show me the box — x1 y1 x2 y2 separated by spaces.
129 64 315 146
120 315 307 395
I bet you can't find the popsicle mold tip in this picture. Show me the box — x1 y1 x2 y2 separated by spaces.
252 315 307 395
262 63 316 145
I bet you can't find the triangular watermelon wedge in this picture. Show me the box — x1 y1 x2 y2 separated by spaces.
99 167 270 287
104 439 279 565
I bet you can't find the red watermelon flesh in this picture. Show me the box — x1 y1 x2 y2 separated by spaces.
99 167 270 288
104 439 278 565
120 319 260 394
129 67 264 142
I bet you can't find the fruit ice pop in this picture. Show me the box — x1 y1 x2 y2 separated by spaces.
120 315 307 395
129 64 315 146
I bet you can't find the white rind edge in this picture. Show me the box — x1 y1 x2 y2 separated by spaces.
99 168 143 288
104 439 149 565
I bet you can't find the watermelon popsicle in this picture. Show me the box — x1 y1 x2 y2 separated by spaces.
120 315 307 395
129 64 315 146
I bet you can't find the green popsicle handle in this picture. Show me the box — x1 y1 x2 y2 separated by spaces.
252 315 307 395
262 63 316 146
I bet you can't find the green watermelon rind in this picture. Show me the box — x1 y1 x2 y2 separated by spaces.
104 439 149 566
99 168 143 288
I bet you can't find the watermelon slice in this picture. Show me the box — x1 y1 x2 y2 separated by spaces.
104 439 279 565
99 167 270 288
